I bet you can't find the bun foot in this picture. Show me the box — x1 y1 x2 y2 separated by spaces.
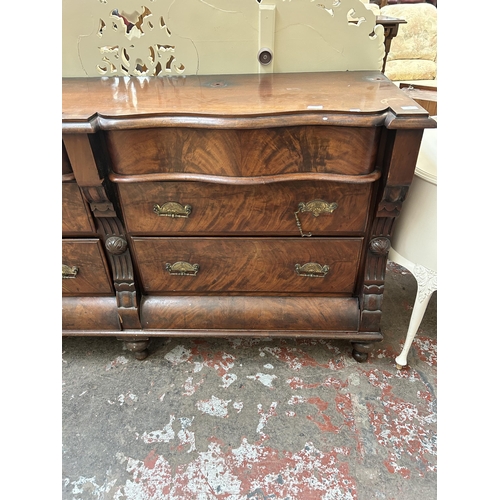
120 339 151 360
351 342 374 363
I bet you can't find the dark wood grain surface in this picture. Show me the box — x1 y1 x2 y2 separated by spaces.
105 126 379 176
141 295 360 333
62 239 114 295
62 297 121 330
131 237 362 294
118 181 373 236
62 183 95 234
62 71 435 130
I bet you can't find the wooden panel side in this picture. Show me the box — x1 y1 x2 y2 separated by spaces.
63 134 102 186
385 129 424 187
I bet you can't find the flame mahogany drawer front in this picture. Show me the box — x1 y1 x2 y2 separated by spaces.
62 239 114 296
118 181 373 236
62 183 95 234
105 126 380 177
131 237 363 294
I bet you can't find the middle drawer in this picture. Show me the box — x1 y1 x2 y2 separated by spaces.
118 181 372 236
131 237 363 294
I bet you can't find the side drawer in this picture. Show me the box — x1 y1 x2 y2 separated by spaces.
106 126 380 176
118 181 372 236
62 183 95 234
62 239 114 295
131 237 363 294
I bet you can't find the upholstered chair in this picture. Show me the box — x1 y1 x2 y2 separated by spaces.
380 3 437 82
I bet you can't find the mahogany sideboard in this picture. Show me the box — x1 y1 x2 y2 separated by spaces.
62 71 436 361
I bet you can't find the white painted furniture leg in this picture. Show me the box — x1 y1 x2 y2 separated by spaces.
389 251 437 369
395 277 436 369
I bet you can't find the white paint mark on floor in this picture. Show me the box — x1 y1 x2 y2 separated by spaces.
142 415 176 444
178 417 196 453
247 373 277 388
193 361 204 373
177 442 242 497
183 376 204 396
220 373 237 388
256 402 278 434
65 475 116 497
288 395 306 405
164 345 192 364
196 395 231 417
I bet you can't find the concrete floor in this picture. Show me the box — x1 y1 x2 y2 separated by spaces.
62 261 437 500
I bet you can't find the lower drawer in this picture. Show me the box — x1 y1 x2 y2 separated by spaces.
62 296 121 331
141 295 360 332
131 237 362 294
62 239 114 295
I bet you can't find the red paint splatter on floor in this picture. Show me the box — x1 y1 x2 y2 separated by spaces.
119 438 358 499
361 367 437 479
413 337 437 368
305 396 341 433
261 345 330 371
287 376 347 390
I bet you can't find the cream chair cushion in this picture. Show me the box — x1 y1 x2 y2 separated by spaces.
380 3 437 81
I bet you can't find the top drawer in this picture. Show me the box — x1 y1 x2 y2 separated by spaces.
105 126 380 177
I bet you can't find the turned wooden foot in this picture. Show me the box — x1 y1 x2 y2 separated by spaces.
120 339 151 360
351 342 374 363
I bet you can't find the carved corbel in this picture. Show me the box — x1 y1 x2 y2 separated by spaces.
377 185 409 218
80 186 117 217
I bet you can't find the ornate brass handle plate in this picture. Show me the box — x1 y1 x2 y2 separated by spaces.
165 261 200 276
294 199 338 237
153 201 192 218
295 262 329 278
62 264 79 279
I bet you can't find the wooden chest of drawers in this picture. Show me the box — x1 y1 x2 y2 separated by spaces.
62 71 435 361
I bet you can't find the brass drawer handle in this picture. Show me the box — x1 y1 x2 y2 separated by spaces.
295 262 329 278
165 261 199 276
62 264 79 279
153 201 192 218
294 199 338 237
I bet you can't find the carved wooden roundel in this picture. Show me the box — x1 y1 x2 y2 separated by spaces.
105 236 128 255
